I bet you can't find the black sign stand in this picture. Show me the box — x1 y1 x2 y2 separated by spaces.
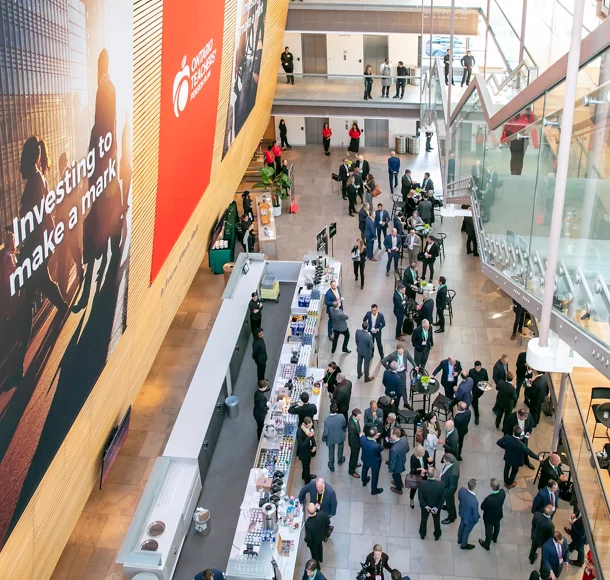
328 222 337 257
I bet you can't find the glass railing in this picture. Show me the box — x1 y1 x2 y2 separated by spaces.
448 39 610 353
275 72 421 104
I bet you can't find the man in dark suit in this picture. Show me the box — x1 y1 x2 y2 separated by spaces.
418 467 445 540
538 453 567 490
411 319 433 369
495 371 517 429
529 371 549 427
383 361 404 414
402 262 420 301
304 502 330 563
365 210 378 261
330 302 351 355
432 356 462 399
457 479 480 549
421 172 434 192
375 203 391 250
249 291 263 334
440 453 460 524
356 321 375 382
384 227 401 275
566 511 586 566
442 419 459 457
417 290 435 326
497 425 541 488
503 408 536 469
493 354 509 386
542 532 569 578
339 159 349 199
393 284 408 341
529 505 556 564
358 202 370 240
348 408 363 478
454 402 471 461
324 279 343 339
360 427 384 495
253 380 270 439
389 427 410 495
532 480 560 517
299 478 338 518
333 374 352 424
252 328 268 382
516 350 528 399
363 304 386 359
435 276 448 333
288 391 318 426
463 215 479 256
381 344 416 409
469 361 489 425
479 478 506 550
454 371 474 407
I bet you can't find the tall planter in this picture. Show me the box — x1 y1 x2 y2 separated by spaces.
254 166 291 219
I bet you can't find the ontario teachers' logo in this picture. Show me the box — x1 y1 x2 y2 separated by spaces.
173 56 190 118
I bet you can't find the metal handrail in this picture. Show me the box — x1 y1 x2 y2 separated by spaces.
277 72 420 80
446 176 473 192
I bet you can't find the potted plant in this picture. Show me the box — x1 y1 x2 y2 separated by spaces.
254 166 292 217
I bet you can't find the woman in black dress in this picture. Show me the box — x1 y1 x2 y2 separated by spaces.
323 361 341 395
279 119 291 149
348 122 362 155
351 238 367 290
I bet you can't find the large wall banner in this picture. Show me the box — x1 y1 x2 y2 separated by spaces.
0 0 133 547
150 0 225 281
223 0 268 157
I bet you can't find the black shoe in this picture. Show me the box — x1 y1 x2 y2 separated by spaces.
342 349 352 354
420 534 426 540
434 329 444 334
433 322 441 326
569 560 584 567
331 350 336 355
441 518 454 525
328 462 335 472
467 250 473 254
362 477 370 486
372 488 384 495
525 462 535 470
461 544 475 550
338 456 346 464
434 536 440 541
475 419 480 425
457 456 462 461
479 539 490 551
473 253 480 257
393 95 399 98
529 557 537 565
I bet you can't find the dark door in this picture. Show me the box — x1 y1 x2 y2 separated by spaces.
197 378 229 480
305 117 329 145
229 315 250 386
364 119 389 148
363 35 389 76
302 34 327 76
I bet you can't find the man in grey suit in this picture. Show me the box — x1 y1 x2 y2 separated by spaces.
389 427 410 495
330 302 351 354
322 402 347 472
356 321 375 382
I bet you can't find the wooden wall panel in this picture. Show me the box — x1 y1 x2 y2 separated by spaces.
0 0 290 577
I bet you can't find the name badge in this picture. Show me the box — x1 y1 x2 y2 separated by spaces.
422 340 427 345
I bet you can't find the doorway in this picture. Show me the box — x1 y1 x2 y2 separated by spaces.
364 119 389 148
305 117 330 145
363 35 389 76
302 34 327 76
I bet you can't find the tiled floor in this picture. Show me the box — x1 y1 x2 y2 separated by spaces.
52 144 583 580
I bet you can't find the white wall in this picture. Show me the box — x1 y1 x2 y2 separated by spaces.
281 32 303 74
275 116 307 146
328 117 366 149
388 34 420 70
326 34 364 76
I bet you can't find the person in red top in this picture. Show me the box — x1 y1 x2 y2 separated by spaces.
272 140 283 175
582 550 595 580
322 123 332 156
348 123 361 156
264 145 275 172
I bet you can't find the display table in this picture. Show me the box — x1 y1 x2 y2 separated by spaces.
255 192 278 259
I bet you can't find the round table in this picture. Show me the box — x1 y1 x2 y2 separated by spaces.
411 377 440 413
594 401 610 430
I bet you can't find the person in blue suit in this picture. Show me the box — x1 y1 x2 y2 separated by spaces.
393 213 404 236
532 480 560 517
457 479 480 549
393 285 407 340
432 356 462 398
384 228 401 275
195 570 224 580
565 511 586 566
360 427 384 495
363 304 386 359
324 279 343 340
365 211 377 260
388 151 400 193
454 371 474 407
375 203 391 250
383 361 404 413
542 532 569 578
497 425 541 488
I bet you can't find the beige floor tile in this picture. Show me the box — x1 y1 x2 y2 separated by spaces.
96 515 133 550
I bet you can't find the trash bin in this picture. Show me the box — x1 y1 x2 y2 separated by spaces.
194 507 211 536
409 67 421 86
223 262 235 286
407 135 420 155
225 395 240 418
394 135 407 154
133 574 159 580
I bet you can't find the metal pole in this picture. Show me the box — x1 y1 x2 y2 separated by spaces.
421 0 424 70
428 0 434 116
538 0 586 348
445 0 455 192
551 372 568 451
484 0 491 78
519 0 527 65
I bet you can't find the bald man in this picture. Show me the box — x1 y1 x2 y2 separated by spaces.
538 453 567 490
304 502 330 563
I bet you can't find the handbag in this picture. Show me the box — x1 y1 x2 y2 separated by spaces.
371 185 382 198
405 474 422 489
417 251 425 260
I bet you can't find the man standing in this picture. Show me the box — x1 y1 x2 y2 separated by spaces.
530 505 556 564
365 210 378 261
281 47 294 84
249 291 263 334
253 379 270 439
384 227 401 276
358 202 370 240
493 354 509 385
393 284 408 341
322 403 346 472
348 408 363 478
442 420 459 458
395 61 408 99
422 172 434 193
454 371 474 408
479 478 506 550
356 322 375 382
469 361 489 425
383 361 403 414
460 50 475 86
440 453 460 524
330 302 351 354
497 425 541 488
454 402 471 461
381 344 416 406
289 391 318 426
425 130 434 153
542 532 569 579
418 467 445 540
339 159 349 200
360 427 384 495
404 228 421 266
532 480 560 517
444 49 454 85
324 279 343 339
402 262 420 301
375 203 391 250
435 276 447 333
566 511 586 566
503 408 536 469
432 356 462 399
457 479 480 550
529 371 549 427
252 328 268 382
363 304 386 359
412 319 433 369
380 57 392 98
512 299 526 340
388 151 400 193
299 478 338 519
417 290 435 326
389 427 410 495
333 373 352 424
463 215 479 256
304 503 330 563
495 371 517 429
